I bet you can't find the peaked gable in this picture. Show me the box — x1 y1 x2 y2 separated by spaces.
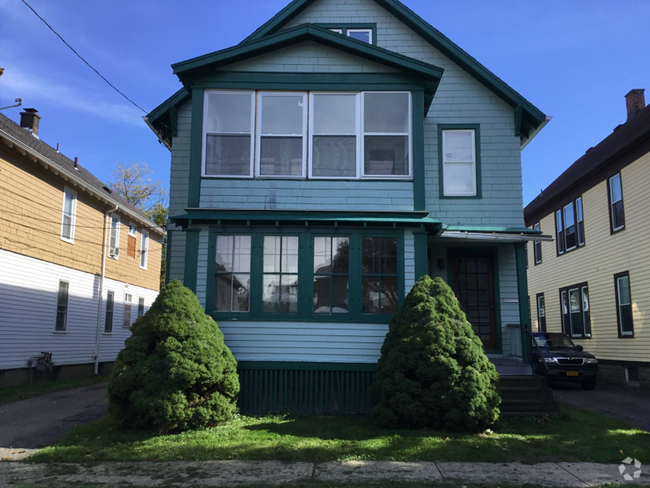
243 0 546 144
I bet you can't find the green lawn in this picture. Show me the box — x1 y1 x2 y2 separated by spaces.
31 404 648 464
0 376 107 404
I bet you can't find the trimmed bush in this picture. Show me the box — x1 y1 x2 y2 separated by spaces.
369 276 500 431
108 280 239 432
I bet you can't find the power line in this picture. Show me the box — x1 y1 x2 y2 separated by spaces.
20 0 148 114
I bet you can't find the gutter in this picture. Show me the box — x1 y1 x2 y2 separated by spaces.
440 230 554 242
94 206 117 375
142 116 172 151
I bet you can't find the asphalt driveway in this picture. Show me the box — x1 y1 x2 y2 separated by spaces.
0 382 108 459
552 381 650 432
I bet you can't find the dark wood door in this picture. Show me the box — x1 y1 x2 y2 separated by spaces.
451 253 497 350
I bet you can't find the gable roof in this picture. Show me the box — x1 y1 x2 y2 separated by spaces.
524 104 650 225
241 0 546 143
0 113 165 237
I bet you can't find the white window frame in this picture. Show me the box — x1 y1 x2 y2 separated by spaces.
54 280 70 332
60 186 77 244
140 229 149 270
308 92 361 180
533 222 542 264
616 273 633 336
123 293 132 328
360 91 412 179
347 28 373 44
441 129 477 197
104 290 114 334
109 213 120 259
329 28 343 34
255 91 308 179
202 90 256 178
609 173 625 232
128 223 138 237
137 297 145 318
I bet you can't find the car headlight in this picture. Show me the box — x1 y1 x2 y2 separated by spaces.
543 357 557 364
584 358 598 364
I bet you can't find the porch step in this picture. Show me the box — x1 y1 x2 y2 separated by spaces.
497 375 559 416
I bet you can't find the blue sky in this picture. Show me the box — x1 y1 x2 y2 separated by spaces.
1 0 649 206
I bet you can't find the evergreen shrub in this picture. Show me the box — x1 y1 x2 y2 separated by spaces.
369 275 500 431
108 280 239 432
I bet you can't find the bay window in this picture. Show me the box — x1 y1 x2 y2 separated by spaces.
203 90 412 179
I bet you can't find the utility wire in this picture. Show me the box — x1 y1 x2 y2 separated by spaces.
20 0 148 114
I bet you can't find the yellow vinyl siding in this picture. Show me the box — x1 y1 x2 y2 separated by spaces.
527 151 650 362
0 146 162 292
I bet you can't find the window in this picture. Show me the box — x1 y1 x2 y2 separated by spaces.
533 223 542 264
214 235 251 312
55 280 69 331
128 224 137 237
441 129 478 197
123 294 132 328
313 237 350 314
362 237 398 314
614 272 633 337
127 223 137 258
137 297 145 318
140 230 149 269
555 196 585 255
203 90 412 180
536 293 546 332
104 291 114 333
262 236 299 313
608 173 625 232
559 283 591 338
60 187 77 243
209 230 402 321
109 213 120 258
327 26 373 44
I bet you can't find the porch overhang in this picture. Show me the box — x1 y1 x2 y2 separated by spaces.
171 208 442 232
439 226 553 242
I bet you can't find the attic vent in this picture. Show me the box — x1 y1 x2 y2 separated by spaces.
103 186 112 193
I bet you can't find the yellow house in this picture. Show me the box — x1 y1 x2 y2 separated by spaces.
0 109 165 387
525 90 650 389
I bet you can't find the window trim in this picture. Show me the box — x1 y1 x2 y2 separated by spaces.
54 280 70 332
319 23 377 45
614 271 634 337
607 173 626 234
137 296 145 318
60 186 77 244
555 196 585 255
536 292 546 332
123 293 132 328
104 290 114 333
346 28 373 44
202 90 256 178
206 227 404 323
559 282 591 338
438 124 481 199
109 213 121 259
128 223 138 237
533 222 542 265
140 229 149 270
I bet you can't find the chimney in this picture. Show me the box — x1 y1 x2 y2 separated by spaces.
20 108 41 136
625 89 645 120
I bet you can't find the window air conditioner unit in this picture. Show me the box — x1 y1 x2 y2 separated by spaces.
109 247 120 257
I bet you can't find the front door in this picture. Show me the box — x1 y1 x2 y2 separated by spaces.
451 253 497 351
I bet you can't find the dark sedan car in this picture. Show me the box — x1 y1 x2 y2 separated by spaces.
532 332 598 390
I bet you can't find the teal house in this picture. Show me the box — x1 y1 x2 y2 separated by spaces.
146 0 548 413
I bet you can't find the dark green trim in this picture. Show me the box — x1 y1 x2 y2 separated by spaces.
239 0 546 142
514 105 523 138
188 87 204 208
164 230 173 286
238 361 376 371
413 232 428 282
173 24 443 84
146 88 190 147
438 124 482 200
412 90 425 210
514 242 532 363
183 229 200 293
205 226 405 324
444 225 542 235
316 23 377 46
446 246 502 355
169 106 178 138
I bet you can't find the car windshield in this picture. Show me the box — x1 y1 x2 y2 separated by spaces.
534 333 576 349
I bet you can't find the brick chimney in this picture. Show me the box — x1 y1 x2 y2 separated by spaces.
625 89 645 120
20 108 41 136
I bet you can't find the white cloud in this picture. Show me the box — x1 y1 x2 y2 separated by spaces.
1 68 146 128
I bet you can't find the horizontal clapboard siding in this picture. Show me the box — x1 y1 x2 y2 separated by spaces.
0 249 158 370
218 321 388 363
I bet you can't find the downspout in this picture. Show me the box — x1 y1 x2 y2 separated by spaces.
94 206 118 375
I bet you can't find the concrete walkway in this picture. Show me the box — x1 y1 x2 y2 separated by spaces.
0 382 108 460
1 460 648 487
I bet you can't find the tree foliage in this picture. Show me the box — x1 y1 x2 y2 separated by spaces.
369 276 500 432
108 280 239 432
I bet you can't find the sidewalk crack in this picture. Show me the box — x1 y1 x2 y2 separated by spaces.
555 462 590 487
311 462 317 480
435 462 445 480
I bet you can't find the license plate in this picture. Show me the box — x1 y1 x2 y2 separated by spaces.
566 371 579 377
